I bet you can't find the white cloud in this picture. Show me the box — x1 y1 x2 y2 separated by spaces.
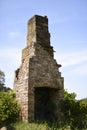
71 63 87 75
0 47 21 63
55 49 87 99
55 49 87 67
8 32 21 39
0 46 87 89
0 47 21 88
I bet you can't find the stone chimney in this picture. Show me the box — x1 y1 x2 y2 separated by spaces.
14 15 64 122
27 15 50 47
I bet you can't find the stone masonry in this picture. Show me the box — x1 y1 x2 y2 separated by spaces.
14 15 64 122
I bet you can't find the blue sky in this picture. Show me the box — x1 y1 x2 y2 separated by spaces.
0 0 87 99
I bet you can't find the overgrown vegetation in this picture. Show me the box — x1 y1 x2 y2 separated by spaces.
0 90 86 130
60 90 87 130
0 69 87 130
0 69 20 128
11 121 71 130
0 69 11 91
0 91 20 127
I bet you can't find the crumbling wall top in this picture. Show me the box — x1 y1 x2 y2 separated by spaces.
27 15 50 47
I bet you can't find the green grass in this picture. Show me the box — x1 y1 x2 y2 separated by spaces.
13 122 49 130
10 121 70 130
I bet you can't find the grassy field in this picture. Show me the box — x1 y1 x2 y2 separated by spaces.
9 121 70 130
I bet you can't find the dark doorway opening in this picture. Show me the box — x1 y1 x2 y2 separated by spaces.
34 87 57 121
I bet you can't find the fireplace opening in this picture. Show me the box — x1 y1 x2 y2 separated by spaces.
34 87 57 121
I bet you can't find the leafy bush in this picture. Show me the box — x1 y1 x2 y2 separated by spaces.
60 90 87 130
0 69 5 87
0 69 11 92
0 91 20 127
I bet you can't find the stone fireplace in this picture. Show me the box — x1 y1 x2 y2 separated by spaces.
14 15 64 122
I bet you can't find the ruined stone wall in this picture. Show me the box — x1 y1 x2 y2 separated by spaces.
14 57 29 121
28 43 64 120
29 43 63 90
14 15 64 122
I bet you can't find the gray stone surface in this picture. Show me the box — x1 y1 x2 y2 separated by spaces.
14 15 64 122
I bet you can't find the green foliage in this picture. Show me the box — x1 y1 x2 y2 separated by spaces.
64 89 76 100
60 89 87 130
0 69 5 88
0 69 11 92
71 101 87 130
0 86 11 92
11 121 70 130
0 91 20 126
